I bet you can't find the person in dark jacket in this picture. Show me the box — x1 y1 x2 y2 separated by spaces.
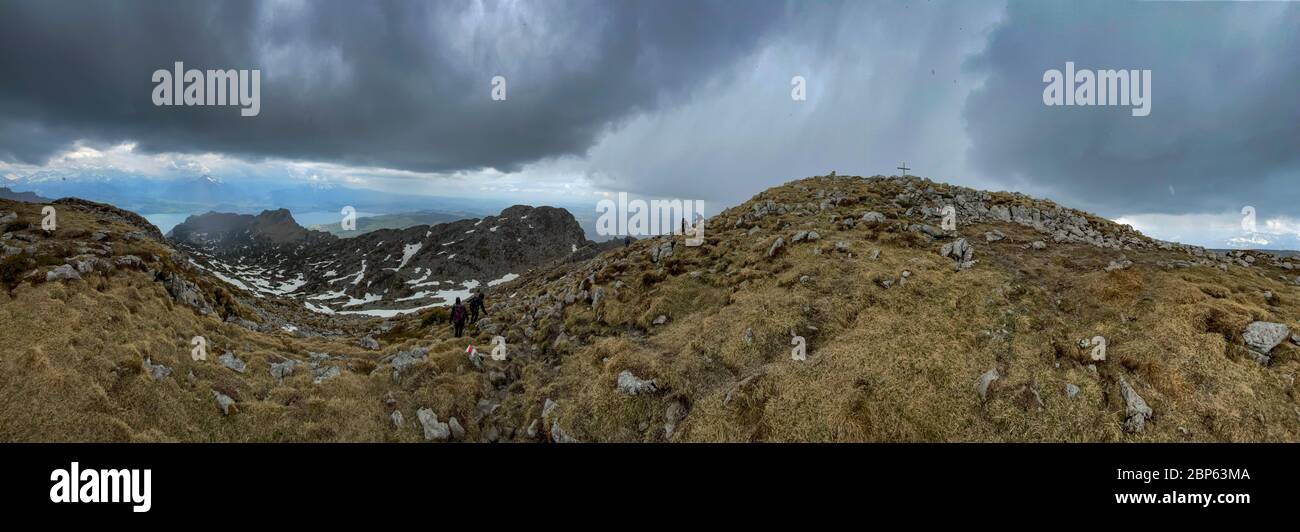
468 289 488 323
450 297 467 338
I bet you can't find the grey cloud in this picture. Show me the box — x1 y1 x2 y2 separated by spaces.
0 0 784 173
963 0 1300 218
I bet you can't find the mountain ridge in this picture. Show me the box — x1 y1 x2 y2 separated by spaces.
3 173 1299 443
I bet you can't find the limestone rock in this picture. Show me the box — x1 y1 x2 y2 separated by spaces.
1119 377 1153 433
616 370 658 395
45 264 81 282
417 408 450 441
217 351 247 373
1243 321 1290 354
976 368 999 400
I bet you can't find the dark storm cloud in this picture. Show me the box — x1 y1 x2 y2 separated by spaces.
964 0 1300 217
0 0 784 172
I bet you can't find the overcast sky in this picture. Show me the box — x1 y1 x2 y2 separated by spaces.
1 0 1297 248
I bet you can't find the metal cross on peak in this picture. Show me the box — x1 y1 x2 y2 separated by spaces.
897 163 911 177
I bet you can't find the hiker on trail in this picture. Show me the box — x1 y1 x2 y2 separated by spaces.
451 297 468 338
624 235 631 247
468 289 488 323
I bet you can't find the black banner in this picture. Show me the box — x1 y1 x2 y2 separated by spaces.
0 443 1292 522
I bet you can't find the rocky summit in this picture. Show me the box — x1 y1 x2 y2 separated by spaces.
170 204 592 317
2 173 1299 442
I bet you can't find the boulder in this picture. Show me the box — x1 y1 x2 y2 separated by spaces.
1104 259 1133 272
213 390 235 416
976 368 999 400
616 370 658 395
313 365 341 384
269 359 296 382
143 357 171 380
45 264 81 282
417 408 450 441
984 230 1005 242
1243 321 1290 354
767 237 785 258
161 274 211 314
391 346 428 376
940 238 975 270
359 335 380 350
861 211 886 223
448 417 466 441
217 352 247 373
550 421 579 443
1119 377 1153 433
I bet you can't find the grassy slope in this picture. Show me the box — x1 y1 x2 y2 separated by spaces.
2 175 1298 442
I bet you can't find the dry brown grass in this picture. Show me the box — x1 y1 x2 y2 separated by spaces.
3 177 1298 442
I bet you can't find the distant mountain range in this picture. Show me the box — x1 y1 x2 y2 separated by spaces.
0 186 49 202
308 210 471 238
3 173 507 219
170 204 595 315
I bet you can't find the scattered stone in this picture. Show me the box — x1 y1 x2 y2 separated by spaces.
0 211 15 224
616 370 658 395
391 346 428 376
45 264 81 282
448 417 466 441
417 408 450 441
526 419 539 438
911 223 945 238
542 398 559 422
359 335 380 350
1030 240 1047 250
213 390 235 416
1119 377 1153 433
269 359 296 382
976 368 1000 401
1243 321 1290 354
161 273 211 314
861 211 886 223
664 400 687 439
767 237 785 258
940 238 975 270
652 314 668 326
550 421 579 443
1104 259 1133 272
143 357 171 380
868 249 880 260
391 411 404 428
1245 350 1271 366
1065 383 1080 399
313 365 341 384
984 230 1005 242
217 351 247 373
743 328 754 345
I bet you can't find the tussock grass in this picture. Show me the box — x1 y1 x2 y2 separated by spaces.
3 178 1298 442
